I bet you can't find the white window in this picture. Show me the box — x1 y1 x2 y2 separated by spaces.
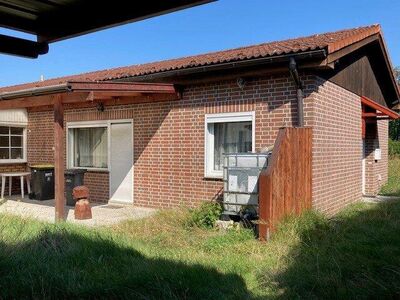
70 127 108 169
67 120 133 171
67 122 108 170
205 112 255 178
0 126 27 163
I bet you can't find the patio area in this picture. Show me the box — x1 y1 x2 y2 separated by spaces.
0 195 156 226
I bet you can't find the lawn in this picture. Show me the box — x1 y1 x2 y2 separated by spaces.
1 201 400 299
380 157 400 196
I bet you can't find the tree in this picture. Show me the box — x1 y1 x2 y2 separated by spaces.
389 119 400 140
394 67 400 83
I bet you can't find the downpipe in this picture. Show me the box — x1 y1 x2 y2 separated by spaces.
289 57 304 127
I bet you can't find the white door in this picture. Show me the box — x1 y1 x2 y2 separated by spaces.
110 122 133 203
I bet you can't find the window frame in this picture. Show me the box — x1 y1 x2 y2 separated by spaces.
204 111 255 178
67 119 134 172
0 125 27 164
67 120 111 171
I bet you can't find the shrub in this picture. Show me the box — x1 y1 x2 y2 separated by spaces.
389 139 400 157
187 202 222 228
389 119 400 140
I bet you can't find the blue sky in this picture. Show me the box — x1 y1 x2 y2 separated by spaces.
0 0 399 87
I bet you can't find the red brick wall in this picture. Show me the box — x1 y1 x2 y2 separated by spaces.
376 120 389 187
24 74 382 215
26 74 315 206
27 110 54 164
133 75 316 208
364 119 388 195
309 77 363 214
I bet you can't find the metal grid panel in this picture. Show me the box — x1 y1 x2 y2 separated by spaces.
223 152 271 216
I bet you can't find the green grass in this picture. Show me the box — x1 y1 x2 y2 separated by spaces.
380 157 400 196
1 201 400 299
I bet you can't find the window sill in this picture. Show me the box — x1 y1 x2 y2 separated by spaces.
69 167 109 173
87 169 109 173
0 160 27 165
204 175 223 181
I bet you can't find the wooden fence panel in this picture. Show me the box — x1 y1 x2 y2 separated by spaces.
259 127 312 241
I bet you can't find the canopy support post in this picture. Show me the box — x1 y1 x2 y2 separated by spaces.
54 94 65 221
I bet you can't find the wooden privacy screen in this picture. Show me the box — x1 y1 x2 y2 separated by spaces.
258 127 312 241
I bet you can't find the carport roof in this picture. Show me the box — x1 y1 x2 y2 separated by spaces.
0 0 214 57
0 81 181 109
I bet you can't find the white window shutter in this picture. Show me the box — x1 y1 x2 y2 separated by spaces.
0 109 28 125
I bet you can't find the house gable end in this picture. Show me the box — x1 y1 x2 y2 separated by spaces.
321 37 399 107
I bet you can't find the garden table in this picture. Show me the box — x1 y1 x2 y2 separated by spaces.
0 172 31 199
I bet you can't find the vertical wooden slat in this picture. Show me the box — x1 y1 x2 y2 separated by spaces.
258 127 312 241
258 172 269 240
54 94 65 221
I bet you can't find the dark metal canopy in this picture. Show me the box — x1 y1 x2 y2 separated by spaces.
0 0 214 58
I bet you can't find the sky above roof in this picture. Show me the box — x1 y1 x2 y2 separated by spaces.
0 0 398 87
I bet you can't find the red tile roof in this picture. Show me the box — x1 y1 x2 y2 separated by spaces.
0 24 381 92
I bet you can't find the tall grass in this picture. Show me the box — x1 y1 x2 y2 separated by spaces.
261 202 400 298
1 201 400 298
389 139 400 158
380 157 400 196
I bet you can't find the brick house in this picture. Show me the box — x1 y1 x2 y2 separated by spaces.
0 24 398 216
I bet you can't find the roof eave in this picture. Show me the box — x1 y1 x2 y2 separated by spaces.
0 81 177 101
0 83 71 100
362 95 400 119
376 34 400 101
116 49 329 82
